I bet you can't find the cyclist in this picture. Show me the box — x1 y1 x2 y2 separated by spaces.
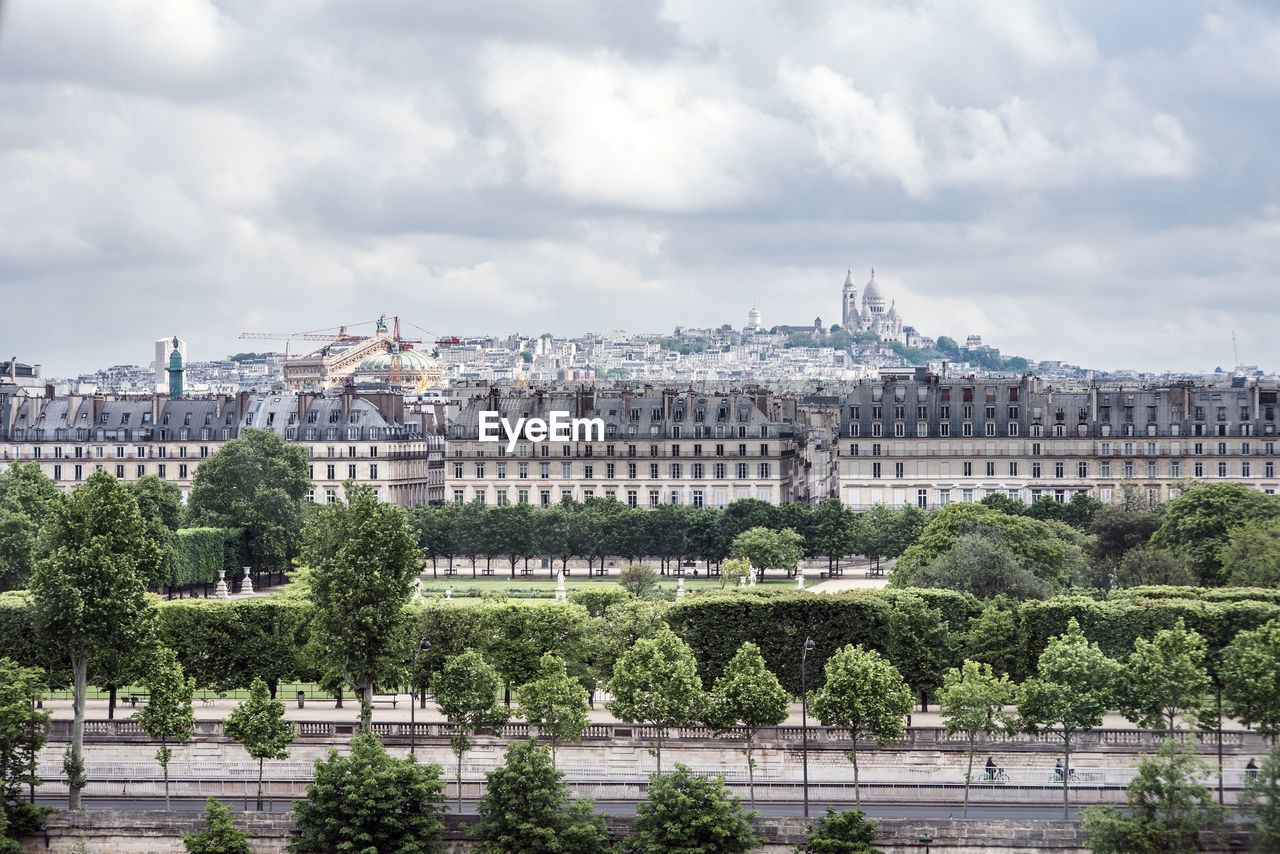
1053 758 1064 782
985 756 999 781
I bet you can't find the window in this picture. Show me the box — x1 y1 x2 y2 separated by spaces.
496 491 509 506
53 465 62 481
606 463 616 479
115 464 124 478
1009 462 1018 477
986 461 995 477
541 462 551 479
917 489 928 508
736 462 749 479
691 490 704 508
475 463 485 479
670 463 682 479
1170 461 1182 477
327 464 336 480
1266 461 1275 478
963 461 972 477
137 464 145 477
584 464 594 480
1194 461 1204 477
758 463 771 478
1032 462 1042 478
713 462 726 479
157 464 167 479
627 490 638 507
1055 462 1064 478
649 491 660 508
895 462 905 479
691 463 703 479
518 462 528 478
348 464 357 479
1123 461 1134 478
1218 461 1228 477
496 463 507 479
1078 462 1088 478
179 464 188 480
326 489 337 504
628 463 637 479
650 463 660 479
540 490 551 507
561 462 572 479
370 463 378 480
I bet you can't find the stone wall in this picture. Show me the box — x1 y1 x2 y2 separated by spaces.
20 810 1259 854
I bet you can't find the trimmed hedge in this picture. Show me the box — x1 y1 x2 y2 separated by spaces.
169 527 248 587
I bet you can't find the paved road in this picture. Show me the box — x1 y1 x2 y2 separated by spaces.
36 796 1094 820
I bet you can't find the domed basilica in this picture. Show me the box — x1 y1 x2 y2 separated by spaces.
841 268 906 344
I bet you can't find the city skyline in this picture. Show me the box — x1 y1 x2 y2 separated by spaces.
3 2 1280 376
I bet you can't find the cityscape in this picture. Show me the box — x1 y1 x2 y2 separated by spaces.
4 2 1280 854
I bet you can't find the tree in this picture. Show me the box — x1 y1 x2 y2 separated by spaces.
914 526 1051 600
1149 482 1280 586
884 593 952 711
585 598 668 692
812 498 858 573
130 475 183 584
792 806 884 854
606 627 707 773
476 739 612 854
183 798 252 854
938 660 1016 817
289 732 447 854
515 653 590 767
303 482 419 730
618 562 659 598
135 647 196 810
1119 621 1211 731
1220 618 1280 741
223 676 296 810
1081 740 1225 853
1220 517 1280 588
707 642 790 809
720 556 752 588
628 764 761 854
432 649 510 813
186 428 310 575
1017 618 1121 820
30 469 159 809
1239 743 1280 852
964 607 1019 679
0 462 62 592
809 644 913 808
0 657 49 845
730 526 804 577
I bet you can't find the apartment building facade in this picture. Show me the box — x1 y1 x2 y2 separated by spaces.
0 389 446 506
836 373 1280 509
446 387 806 507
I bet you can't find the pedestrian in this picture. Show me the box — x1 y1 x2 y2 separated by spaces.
1053 758 1064 781
1246 759 1258 781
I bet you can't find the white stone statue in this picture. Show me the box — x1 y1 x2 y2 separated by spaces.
554 570 567 602
748 571 757 588
214 569 229 600
411 578 423 602
444 586 453 601
738 574 747 589
797 567 806 590
241 566 254 596
676 577 686 599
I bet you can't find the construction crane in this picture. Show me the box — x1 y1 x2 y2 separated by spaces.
388 316 423 386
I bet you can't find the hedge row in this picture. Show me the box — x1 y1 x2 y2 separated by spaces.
169 528 248 588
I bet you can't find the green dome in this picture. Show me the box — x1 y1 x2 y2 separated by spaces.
359 348 438 372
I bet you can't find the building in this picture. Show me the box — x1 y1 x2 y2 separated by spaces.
0 358 42 390
835 373 1280 509
446 386 805 507
282 316 442 391
841 268 907 343
0 388 447 507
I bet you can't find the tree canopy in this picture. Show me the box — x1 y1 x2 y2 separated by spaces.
1150 482 1280 586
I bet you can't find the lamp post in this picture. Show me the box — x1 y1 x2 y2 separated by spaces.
801 636 815 818
919 833 933 854
410 639 431 756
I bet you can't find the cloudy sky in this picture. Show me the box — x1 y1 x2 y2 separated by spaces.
2 0 1278 377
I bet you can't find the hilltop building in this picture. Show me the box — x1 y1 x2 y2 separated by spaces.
842 268 907 344
282 315 442 391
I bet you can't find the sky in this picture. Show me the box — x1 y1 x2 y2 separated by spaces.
2 0 1279 378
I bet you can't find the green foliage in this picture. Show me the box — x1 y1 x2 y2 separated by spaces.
223 676 295 810
304 483 420 729
187 428 310 574
810 644 913 807
289 732 447 854
793 807 884 854
182 799 252 854
135 647 196 810
1118 621 1211 731
432 649 510 812
884 593 953 710
707 642 789 808
568 586 631 617
1220 618 1280 739
1017 618 1122 819
1239 743 1280 852
606 628 707 773
939 660 1016 816
31 469 158 808
915 526 1051 599
169 527 245 588
476 739 612 854
1220 516 1280 588
730 526 804 574
515 653 591 766
892 503 1077 591
964 606 1020 679
1150 482 1280 586
628 764 760 854
0 462 63 592
1081 740 1225 853
0 657 50 843
619 562 660 598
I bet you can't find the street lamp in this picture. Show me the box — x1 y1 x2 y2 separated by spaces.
410 639 431 756
919 833 933 854
801 636 816 818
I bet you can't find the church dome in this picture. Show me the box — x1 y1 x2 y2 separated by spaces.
843 269 856 289
359 348 438 372
863 268 883 302
887 301 899 320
